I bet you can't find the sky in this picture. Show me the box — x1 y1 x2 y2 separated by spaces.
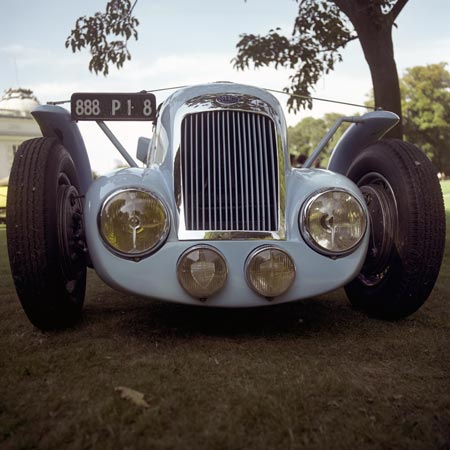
1 0 450 173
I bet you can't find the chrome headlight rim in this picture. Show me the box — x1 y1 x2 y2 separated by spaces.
300 187 368 257
176 244 228 299
98 187 170 259
245 245 296 298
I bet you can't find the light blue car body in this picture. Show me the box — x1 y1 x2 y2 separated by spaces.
31 82 399 307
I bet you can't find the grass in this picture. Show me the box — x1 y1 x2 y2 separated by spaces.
442 178 450 199
0 181 449 450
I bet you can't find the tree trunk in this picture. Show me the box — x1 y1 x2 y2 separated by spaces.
356 24 403 138
334 1 403 139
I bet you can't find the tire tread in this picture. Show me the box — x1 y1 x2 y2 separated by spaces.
345 139 445 319
6 137 86 329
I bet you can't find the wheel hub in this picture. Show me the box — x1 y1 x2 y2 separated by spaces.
57 184 86 289
358 173 398 286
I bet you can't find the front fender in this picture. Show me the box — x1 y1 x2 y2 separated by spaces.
31 105 93 194
327 110 399 175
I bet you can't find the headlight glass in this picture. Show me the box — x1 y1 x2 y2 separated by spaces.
245 246 295 298
177 246 227 299
300 189 367 256
99 189 169 258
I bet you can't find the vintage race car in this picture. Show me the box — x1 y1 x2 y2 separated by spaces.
6 82 446 330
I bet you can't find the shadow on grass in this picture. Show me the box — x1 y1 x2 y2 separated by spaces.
1 224 356 340
80 209 450 342
2 216 449 342
97 296 354 338
81 273 419 345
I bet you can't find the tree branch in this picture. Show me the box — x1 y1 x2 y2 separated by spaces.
318 34 359 52
390 0 408 21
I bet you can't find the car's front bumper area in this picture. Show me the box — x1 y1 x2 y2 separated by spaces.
83 167 369 307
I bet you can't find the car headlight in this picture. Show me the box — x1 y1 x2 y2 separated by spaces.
177 246 228 300
245 246 296 298
300 189 367 256
99 189 170 258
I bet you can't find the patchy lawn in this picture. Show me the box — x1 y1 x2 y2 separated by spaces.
0 183 449 450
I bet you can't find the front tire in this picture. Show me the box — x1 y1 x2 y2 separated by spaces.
345 139 445 319
6 137 87 330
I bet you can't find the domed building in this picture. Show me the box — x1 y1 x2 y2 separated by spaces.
0 88 42 183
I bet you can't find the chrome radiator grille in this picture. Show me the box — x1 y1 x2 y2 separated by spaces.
180 110 279 231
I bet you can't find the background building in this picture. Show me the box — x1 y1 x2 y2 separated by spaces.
0 88 41 183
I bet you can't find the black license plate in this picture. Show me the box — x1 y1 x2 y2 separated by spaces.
71 92 156 121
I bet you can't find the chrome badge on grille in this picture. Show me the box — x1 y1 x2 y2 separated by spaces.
216 94 241 106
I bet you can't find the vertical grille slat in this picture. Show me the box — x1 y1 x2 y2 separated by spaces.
194 114 199 230
189 118 194 228
200 114 205 230
212 111 217 230
256 116 265 230
242 113 250 230
207 113 212 230
247 114 255 230
252 115 260 230
261 118 271 230
181 110 279 232
222 112 228 229
232 112 238 230
269 120 278 227
227 111 233 230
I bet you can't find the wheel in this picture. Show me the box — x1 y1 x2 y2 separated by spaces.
6 137 87 330
345 139 445 319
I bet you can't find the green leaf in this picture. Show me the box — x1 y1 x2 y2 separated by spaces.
65 0 139 75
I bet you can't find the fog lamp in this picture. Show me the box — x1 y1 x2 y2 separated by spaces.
99 189 169 258
300 189 367 256
245 246 295 298
177 246 227 299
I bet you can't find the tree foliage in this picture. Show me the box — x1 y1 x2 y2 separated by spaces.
234 0 408 137
402 63 450 174
65 0 139 76
234 1 356 111
66 0 410 137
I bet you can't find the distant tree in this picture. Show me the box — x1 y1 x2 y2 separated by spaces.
234 0 408 138
288 112 352 166
401 63 450 174
288 117 327 158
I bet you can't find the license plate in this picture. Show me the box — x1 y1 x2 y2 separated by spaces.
71 92 156 121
